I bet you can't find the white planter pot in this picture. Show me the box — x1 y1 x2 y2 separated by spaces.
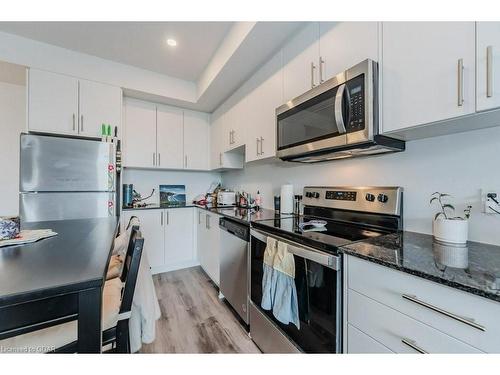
432 218 468 245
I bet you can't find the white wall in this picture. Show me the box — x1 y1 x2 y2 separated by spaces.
222 126 500 245
122 168 221 206
0 81 25 216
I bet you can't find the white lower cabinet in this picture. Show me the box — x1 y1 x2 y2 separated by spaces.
196 209 220 285
348 289 481 354
347 324 393 354
345 255 499 353
122 208 196 274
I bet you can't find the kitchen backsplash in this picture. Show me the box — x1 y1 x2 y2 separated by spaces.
222 126 500 246
122 169 221 206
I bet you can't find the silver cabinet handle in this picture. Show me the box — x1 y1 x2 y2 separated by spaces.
80 114 84 132
260 137 264 155
232 130 236 144
256 138 260 156
310 62 317 88
153 152 156 166
402 294 485 331
229 130 232 145
334 83 347 134
72 113 76 131
487 46 493 98
219 152 222 166
166 211 169 225
457 58 464 106
160 211 163 226
319 56 325 84
206 214 210 229
185 155 188 168
401 338 427 354
158 153 161 166
198 210 202 224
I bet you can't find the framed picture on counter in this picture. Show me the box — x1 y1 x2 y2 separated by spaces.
159 185 186 207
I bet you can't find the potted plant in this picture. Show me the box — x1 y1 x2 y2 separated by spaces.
430 192 472 244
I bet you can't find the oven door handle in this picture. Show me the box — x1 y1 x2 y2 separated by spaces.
250 228 340 270
334 83 347 134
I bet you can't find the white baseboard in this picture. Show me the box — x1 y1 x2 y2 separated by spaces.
151 260 200 275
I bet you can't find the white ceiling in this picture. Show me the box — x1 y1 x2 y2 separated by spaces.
0 22 233 81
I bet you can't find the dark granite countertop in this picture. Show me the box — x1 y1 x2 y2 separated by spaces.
122 203 195 211
341 231 500 302
123 204 291 225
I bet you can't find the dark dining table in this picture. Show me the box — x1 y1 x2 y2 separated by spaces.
0 217 118 353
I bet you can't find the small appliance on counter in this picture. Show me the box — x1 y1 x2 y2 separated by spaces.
217 190 237 207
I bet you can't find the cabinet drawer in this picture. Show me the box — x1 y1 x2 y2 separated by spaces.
347 324 393 353
348 289 482 353
347 255 500 352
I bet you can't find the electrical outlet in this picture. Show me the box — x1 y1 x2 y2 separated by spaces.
481 189 500 214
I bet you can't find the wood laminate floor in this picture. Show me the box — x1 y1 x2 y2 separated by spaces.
141 266 260 354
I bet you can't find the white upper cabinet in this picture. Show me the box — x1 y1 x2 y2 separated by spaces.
476 22 500 112
28 69 79 136
283 22 320 101
209 109 244 170
246 50 283 162
156 104 184 169
319 22 379 81
123 99 157 168
381 22 476 134
225 98 246 151
78 79 122 138
183 110 210 170
28 69 122 138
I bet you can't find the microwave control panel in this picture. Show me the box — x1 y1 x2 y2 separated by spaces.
346 75 365 133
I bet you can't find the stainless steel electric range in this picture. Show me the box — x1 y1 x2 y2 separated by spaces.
249 186 403 353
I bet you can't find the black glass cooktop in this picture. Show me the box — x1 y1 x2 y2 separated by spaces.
251 215 391 254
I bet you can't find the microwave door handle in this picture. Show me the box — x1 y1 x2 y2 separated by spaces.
334 83 347 134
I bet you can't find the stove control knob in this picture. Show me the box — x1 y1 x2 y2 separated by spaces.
312 192 320 199
305 192 312 198
365 193 375 202
377 193 389 203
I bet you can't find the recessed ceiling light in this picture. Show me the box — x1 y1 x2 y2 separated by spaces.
166 39 177 47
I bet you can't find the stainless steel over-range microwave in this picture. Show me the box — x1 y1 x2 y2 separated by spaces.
276 59 404 163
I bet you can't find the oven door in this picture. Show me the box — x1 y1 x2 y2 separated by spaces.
250 228 342 353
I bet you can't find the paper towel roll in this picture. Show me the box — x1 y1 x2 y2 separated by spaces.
280 184 294 214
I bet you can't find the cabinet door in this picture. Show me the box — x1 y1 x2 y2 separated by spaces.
246 50 283 162
210 110 224 169
124 210 165 271
283 22 320 102
205 212 220 285
476 22 500 111
79 79 122 138
225 99 246 151
197 210 209 273
183 110 210 170
319 22 379 81
164 208 195 267
123 99 157 168
28 69 79 136
382 22 475 133
156 104 184 169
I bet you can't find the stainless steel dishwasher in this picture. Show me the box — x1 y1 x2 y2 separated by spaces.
219 217 250 325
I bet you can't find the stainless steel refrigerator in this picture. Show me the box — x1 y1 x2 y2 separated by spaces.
20 134 117 222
